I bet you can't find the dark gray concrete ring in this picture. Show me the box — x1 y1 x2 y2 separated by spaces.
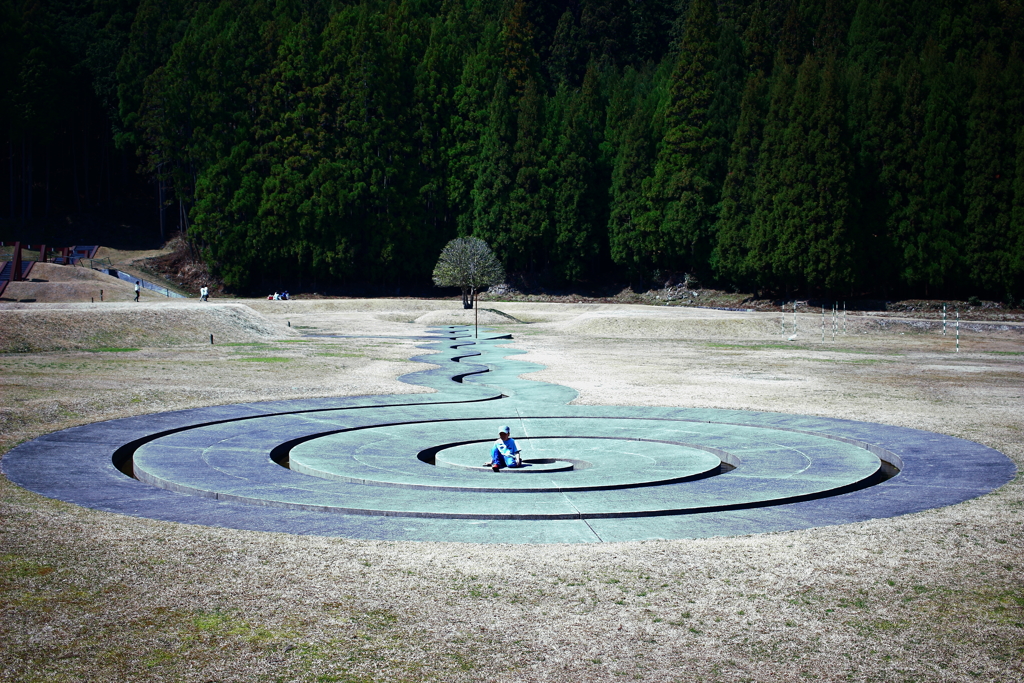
2 326 1015 543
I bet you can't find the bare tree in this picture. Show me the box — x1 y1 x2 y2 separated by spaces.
432 237 505 337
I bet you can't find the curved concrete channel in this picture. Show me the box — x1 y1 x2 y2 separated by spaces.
2 326 1015 543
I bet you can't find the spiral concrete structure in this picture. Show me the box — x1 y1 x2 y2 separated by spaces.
2 326 1014 543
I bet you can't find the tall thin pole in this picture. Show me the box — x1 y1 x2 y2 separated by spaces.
158 176 165 243
943 303 947 336
956 309 959 353
781 304 786 336
843 301 846 335
821 305 825 343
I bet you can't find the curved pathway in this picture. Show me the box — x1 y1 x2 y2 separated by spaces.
2 326 1015 543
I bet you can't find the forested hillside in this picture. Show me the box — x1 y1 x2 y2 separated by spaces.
4 0 1023 299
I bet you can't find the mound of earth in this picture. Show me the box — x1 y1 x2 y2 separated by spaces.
553 307 781 339
0 263 168 304
245 298 526 326
408 308 524 325
0 302 291 353
245 298 466 315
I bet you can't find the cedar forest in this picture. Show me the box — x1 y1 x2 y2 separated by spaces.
3 0 1024 299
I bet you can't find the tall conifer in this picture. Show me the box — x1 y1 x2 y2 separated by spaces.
642 0 719 274
506 75 552 272
803 55 855 291
714 71 768 288
910 41 967 293
449 23 501 236
472 75 515 262
747 51 796 290
964 46 1016 294
552 65 604 282
607 68 661 280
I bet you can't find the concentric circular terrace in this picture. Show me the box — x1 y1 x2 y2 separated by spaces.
2 326 1014 543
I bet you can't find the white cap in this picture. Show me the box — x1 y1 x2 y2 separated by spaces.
499 425 511 435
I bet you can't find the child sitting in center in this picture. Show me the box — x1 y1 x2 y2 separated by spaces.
485 425 521 472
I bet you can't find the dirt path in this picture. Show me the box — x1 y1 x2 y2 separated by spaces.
1 300 1021 682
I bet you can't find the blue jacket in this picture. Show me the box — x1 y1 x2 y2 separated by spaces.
491 437 519 467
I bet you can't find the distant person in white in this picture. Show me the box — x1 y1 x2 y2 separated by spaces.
134 281 140 302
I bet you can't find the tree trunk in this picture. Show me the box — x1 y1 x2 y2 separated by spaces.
21 139 26 223
104 128 112 209
82 124 90 207
45 144 50 217
25 137 32 223
72 133 81 212
158 177 165 243
8 136 14 220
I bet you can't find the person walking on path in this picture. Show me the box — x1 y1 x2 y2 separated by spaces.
134 281 141 302
484 425 521 472
200 285 208 301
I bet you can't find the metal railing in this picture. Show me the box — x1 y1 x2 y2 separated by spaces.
97 268 189 298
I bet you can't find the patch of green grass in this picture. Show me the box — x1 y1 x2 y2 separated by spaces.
354 608 398 630
849 617 909 637
704 342 895 356
829 346 901 355
982 587 1024 626
318 353 364 358
84 347 139 353
220 342 270 347
233 357 291 363
838 597 869 609
193 610 237 632
316 674 378 683
981 351 1024 355
794 357 895 365
1 554 55 578
142 648 175 667
276 339 318 343
705 342 794 351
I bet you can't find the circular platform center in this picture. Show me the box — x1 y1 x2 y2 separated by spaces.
285 427 728 491
434 437 722 479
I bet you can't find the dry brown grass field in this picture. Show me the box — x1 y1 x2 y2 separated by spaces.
1 296 1022 682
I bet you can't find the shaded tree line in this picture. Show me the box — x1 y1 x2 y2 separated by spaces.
3 0 1023 299
1 0 153 239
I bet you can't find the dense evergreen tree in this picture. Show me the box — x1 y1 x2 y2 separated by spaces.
448 22 501 236
413 1 468 244
607 66 662 280
506 74 552 272
713 70 768 288
906 40 967 293
802 54 856 291
471 73 516 260
1012 121 1024 301
4 0 1024 300
747 51 796 289
642 0 720 275
964 45 1018 295
551 65 605 281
